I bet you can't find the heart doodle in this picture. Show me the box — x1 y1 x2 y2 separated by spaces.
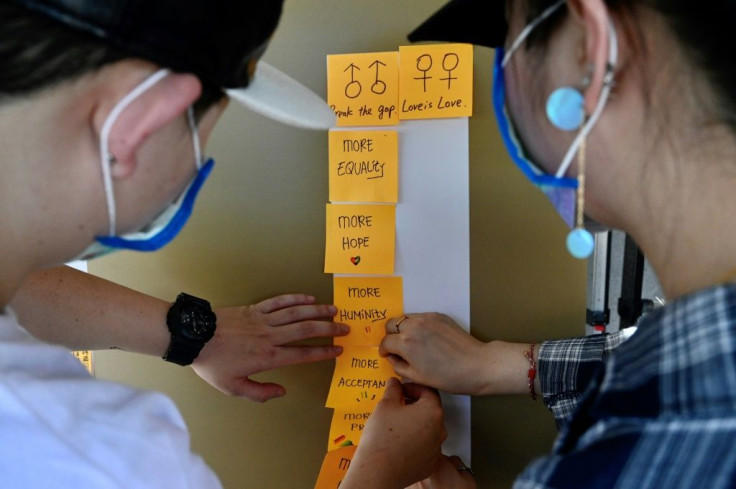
350 256 361 266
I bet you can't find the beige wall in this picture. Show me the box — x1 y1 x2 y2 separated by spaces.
90 1 586 488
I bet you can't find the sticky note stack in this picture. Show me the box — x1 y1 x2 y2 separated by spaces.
315 43 472 488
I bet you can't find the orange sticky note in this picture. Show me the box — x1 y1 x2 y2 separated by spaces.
329 130 399 203
324 204 395 275
398 43 473 120
327 406 373 451
326 346 394 408
333 276 403 347
314 444 357 489
327 51 399 126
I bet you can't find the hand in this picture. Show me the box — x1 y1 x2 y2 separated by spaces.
191 294 348 402
380 313 491 395
406 455 477 489
341 378 446 489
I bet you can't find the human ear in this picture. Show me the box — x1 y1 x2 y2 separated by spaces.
92 62 202 179
567 0 613 115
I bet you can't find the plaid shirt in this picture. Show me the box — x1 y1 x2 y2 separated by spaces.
516 285 736 488
539 328 633 427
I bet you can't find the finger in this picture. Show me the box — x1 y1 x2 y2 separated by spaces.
435 455 458 475
255 294 317 314
271 320 350 345
401 382 441 404
385 314 411 335
379 330 404 357
448 455 475 480
266 303 339 326
230 378 287 403
384 353 413 378
448 455 464 468
379 377 403 403
261 344 344 370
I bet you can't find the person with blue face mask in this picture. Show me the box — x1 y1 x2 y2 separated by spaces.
0 1 449 487
7 0 350 406
372 0 736 488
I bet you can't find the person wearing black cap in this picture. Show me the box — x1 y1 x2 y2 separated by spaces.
378 0 736 487
0 0 447 486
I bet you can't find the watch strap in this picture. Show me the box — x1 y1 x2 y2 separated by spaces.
163 334 207 366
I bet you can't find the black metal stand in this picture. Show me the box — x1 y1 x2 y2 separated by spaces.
617 234 649 328
586 230 612 333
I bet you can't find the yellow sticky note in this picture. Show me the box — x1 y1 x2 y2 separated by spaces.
71 350 94 375
329 130 399 203
314 444 357 489
398 43 473 120
334 276 403 347
324 204 395 275
327 406 373 451
326 346 394 408
327 51 400 126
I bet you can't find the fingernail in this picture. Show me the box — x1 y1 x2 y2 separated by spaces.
334 345 344 355
340 324 350 334
327 305 337 315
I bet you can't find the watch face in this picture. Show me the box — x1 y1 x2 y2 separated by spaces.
165 294 217 365
179 304 215 339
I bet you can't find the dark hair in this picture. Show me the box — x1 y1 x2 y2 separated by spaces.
524 0 736 128
0 3 222 117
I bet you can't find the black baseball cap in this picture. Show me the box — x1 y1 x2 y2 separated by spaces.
8 0 336 129
408 0 506 48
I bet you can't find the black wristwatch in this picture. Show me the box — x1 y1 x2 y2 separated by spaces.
163 292 217 366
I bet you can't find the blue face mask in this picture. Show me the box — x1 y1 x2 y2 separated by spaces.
492 46 578 229
75 69 214 261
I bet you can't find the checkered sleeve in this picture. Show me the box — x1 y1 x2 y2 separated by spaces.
538 329 632 427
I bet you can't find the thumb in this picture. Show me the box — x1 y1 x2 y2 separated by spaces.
402 382 441 405
234 378 286 403
380 377 404 404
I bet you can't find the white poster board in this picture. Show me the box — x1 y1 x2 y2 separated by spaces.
394 117 470 461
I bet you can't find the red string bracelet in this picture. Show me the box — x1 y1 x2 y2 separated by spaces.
524 342 537 401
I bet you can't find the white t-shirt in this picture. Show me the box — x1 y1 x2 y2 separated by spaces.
0 308 222 489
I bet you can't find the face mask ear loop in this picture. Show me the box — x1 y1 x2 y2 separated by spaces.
502 0 565 67
99 69 171 235
555 17 619 178
186 107 203 170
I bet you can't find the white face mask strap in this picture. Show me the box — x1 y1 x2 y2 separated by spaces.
99 69 171 235
555 17 619 178
502 0 565 67
186 107 203 170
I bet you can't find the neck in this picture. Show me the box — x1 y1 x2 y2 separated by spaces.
0 81 100 309
585 20 736 301
0 99 36 310
623 125 736 300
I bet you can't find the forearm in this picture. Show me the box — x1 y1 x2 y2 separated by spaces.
10 265 170 356
476 340 541 397
341 453 400 489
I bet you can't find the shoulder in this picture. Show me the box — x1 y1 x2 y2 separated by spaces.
0 310 221 488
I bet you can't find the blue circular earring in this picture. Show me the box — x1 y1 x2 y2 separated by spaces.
567 228 594 259
546 87 584 131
